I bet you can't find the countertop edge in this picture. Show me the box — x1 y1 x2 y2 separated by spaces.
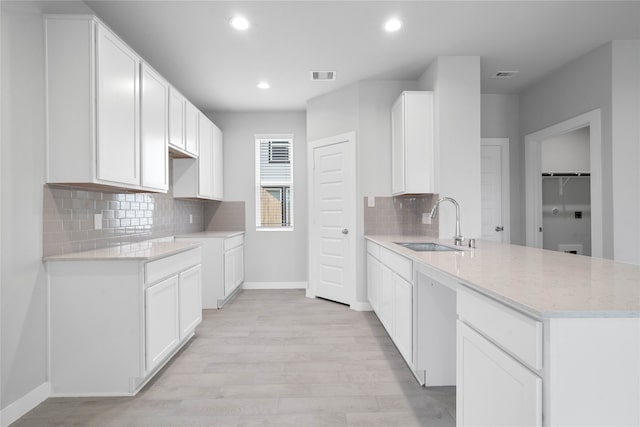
43 242 201 262
365 235 640 319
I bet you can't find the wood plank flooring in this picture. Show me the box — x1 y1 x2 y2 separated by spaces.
13 289 456 426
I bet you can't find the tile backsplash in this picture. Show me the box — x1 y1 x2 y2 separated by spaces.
43 185 205 257
364 195 439 237
205 201 246 232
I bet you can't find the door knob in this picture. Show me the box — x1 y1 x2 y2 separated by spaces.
495 226 504 232
341 228 349 235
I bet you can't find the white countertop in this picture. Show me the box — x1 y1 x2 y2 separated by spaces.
174 230 244 239
366 235 640 318
44 240 200 262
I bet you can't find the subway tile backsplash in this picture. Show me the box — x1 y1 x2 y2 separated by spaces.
43 185 205 257
205 201 246 232
364 195 439 237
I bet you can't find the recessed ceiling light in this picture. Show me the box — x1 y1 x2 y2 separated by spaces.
384 18 402 32
230 16 249 31
257 81 270 89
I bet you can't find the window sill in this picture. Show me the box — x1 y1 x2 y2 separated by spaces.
256 227 294 232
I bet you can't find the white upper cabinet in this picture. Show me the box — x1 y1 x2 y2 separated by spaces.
391 91 435 195
95 24 141 187
168 87 199 159
197 113 214 199
168 87 187 153
173 113 223 201
45 16 169 193
141 63 169 192
184 100 200 156
212 122 224 200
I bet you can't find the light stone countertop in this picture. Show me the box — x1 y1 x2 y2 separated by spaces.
43 240 200 262
174 230 244 239
366 235 640 319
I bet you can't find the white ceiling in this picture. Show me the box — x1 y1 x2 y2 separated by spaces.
51 1 640 111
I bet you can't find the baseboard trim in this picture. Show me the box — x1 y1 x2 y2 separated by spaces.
350 301 373 311
242 281 307 290
2 382 50 427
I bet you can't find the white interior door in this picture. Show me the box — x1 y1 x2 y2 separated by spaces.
308 132 356 306
481 139 510 243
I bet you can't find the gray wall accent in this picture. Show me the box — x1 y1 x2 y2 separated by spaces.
520 42 614 258
43 183 205 257
209 111 307 284
2 3 48 409
204 201 246 232
364 195 439 237
481 94 523 244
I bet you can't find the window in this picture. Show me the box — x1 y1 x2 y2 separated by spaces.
255 136 293 229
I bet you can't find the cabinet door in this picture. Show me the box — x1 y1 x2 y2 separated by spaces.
145 276 180 372
393 274 413 365
179 265 202 340
168 87 186 151
140 63 169 192
234 245 244 288
96 23 140 186
391 95 405 195
224 246 243 297
197 114 213 199
379 263 394 334
366 254 381 312
185 101 199 156
457 321 542 427
211 123 224 200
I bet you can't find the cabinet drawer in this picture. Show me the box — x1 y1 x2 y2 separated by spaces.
224 234 244 251
366 240 381 258
380 247 412 283
457 286 542 370
145 247 201 285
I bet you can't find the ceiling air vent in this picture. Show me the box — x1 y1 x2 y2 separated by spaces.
311 71 336 81
492 71 519 79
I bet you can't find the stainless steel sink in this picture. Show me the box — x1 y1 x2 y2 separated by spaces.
394 242 462 252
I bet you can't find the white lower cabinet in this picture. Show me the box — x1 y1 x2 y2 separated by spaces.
224 245 244 297
47 247 202 396
175 232 245 308
457 287 542 427
393 274 413 365
146 276 180 372
366 240 413 370
457 322 542 427
178 265 203 340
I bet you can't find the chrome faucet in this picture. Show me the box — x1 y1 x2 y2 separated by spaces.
430 197 464 246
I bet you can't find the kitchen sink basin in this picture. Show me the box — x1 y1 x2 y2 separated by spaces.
394 242 462 252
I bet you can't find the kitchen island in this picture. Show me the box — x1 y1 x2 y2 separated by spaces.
365 235 640 427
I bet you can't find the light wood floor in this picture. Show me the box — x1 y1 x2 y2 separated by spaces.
13 289 455 426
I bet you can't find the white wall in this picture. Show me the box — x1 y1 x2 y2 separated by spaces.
541 127 590 173
520 42 614 258
611 40 640 265
419 57 482 240
481 94 522 244
209 111 308 285
306 83 358 143
1 3 48 411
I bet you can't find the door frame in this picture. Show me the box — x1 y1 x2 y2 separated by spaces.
481 138 511 244
307 132 357 306
524 109 602 257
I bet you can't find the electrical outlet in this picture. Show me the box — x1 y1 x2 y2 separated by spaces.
421 212 431 225
94 213 103 230
189 214 193 224
367 196 376 207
